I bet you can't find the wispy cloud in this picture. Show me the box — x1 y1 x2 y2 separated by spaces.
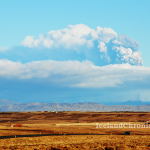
0 46 9 52
0 59 149 88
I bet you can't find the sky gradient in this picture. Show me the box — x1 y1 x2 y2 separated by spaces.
0 0 150 103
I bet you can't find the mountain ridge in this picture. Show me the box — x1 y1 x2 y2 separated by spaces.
0 99 18 106
0 102 150 112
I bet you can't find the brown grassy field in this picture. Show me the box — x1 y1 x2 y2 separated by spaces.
0 111 150 149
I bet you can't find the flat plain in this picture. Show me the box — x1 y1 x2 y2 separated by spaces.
0 111 150 149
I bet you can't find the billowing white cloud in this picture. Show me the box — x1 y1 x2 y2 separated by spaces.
113 34 139 51
21 36 35 48
21 24 117 49
0 59 149 88
21 24 142 66
113 46 143 65
98 42 107 53
21 35 54 48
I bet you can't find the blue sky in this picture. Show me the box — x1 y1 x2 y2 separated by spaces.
0 0 150 103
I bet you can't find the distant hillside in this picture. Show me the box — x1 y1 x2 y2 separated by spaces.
0 102 150 112
0 99 18 106
102 100 150 106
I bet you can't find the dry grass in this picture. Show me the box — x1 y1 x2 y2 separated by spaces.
0 112 150 149
0 135 150 149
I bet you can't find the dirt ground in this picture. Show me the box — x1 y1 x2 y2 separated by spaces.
0 111 150 149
